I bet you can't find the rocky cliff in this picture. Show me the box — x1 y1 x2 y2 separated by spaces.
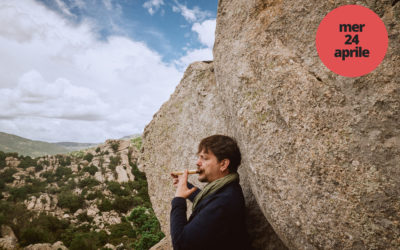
141 0 400 249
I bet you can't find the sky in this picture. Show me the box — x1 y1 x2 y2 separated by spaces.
0 0 217 143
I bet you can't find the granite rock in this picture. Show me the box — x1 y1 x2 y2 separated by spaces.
213 0 400 248
140 61 286 249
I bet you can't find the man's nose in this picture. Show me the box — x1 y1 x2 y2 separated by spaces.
196 158 201 166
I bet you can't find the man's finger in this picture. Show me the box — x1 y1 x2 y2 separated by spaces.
188 187 197 196
182 169 189 181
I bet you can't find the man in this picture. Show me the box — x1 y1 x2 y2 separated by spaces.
170 135 252 250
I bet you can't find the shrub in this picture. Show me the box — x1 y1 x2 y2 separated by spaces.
95 147 101 153
69 232 102 250
40 171 56 182
18 156 37 169
18 213 69 246
20 228 48 246
134 232 165 250
109 221 136 239
59 156 72 167
78 178 100 189
8 186 29 201
107 181 129 196
35 164 43 172
55 166 73 180
83 153 94 162
77 212 93 223
58 191 85 213
128 206 164 250
83 165 98 176
131 162 146 181
5 152 18 158
0 151 6 169
109 156 121 171
0 179 5 190
0 168 17 183
112 196 134 213
86 190 104 201
98 198 112 212
110 141 120 153
131 137 142 150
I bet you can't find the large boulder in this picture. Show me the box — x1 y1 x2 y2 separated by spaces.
0 225 18 250
141 61 286 249
213 0 400 249
142 0 399 249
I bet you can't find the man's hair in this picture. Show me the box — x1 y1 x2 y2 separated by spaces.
197 135 241 173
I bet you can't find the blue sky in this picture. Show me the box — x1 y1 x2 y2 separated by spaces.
0 0 218 143
37 0 218 62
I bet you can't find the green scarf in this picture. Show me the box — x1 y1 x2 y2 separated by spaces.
192 173 239 212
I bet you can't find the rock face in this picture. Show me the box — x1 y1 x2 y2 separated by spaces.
141 0 400 249
0 225 18 250
141 61 228 231
141 62 286 249
24 241 68 250
212 0 400 249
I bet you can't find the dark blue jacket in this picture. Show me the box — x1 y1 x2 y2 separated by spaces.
170 180 252 250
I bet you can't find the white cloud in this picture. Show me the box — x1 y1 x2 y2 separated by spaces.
192 19 216 48
143 0 164 15
55 0 75 17
0 70 109 121
174 48 213 70
0 0 183 143
172 1 212 23
172 19 215 70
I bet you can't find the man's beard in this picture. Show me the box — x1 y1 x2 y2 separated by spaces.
197 171 208 182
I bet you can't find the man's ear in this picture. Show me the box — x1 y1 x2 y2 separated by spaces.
220 159 230 172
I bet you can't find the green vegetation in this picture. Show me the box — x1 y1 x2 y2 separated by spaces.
0 151 6 169
86 190 104 201
58 191 85 213
69 150 85 159
83 165 98 176
0 132 70 157
110 141 120 153
58 156 72 167
78 178 100 189
0 168 17 183
55 166 73 179
83 153 94 162
98 198 113 212
17 155 38 169
0 148 162 249
131 136 142 150
109 156 121 171
127 206 164 250
8 179 47 201
107 181 129 196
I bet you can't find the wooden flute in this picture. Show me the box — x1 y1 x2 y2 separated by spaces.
171 169 200 175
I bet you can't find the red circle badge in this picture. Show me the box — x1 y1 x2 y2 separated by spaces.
316 5 388 77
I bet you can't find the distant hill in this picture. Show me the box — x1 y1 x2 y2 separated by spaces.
54 141 99 152
119 133 141 140
0 132 97 157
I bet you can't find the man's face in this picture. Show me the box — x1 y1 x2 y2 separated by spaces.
196 149 224 183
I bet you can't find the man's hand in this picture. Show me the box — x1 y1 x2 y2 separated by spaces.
171 170 197 198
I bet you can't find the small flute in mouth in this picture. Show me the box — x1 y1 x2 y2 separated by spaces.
171 169 200 175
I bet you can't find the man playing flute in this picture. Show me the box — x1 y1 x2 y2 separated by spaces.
170 135 252 250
